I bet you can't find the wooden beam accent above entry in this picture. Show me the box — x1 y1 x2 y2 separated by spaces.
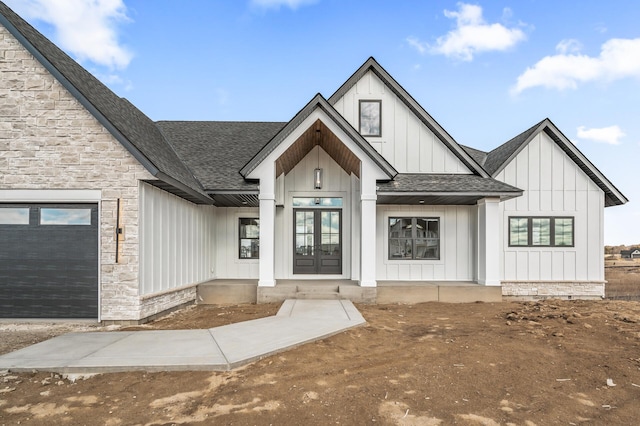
275 119 361 178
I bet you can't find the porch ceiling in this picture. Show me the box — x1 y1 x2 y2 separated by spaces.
275 119 361 178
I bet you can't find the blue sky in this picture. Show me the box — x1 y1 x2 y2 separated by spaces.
6 0 640 245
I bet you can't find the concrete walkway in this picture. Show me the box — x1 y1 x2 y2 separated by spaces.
0 300 365 373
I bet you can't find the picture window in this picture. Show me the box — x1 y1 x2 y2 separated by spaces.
388 217 439 260
509 217 574 247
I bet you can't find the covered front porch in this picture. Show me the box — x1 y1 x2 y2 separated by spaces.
196 279 503 304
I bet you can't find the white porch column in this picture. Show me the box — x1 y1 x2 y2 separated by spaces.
258 162 276 287
477 197 500 286
359 162 377 287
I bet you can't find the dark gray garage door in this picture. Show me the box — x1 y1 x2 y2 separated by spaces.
0 204 98 318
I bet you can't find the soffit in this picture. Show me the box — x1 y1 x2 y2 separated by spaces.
276 119 361 177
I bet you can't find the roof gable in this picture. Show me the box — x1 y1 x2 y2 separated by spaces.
487 118 628 207
0 2 210 204
240 93 397 180
328 57 487 177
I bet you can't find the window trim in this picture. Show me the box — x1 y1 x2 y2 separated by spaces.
359 99 382 137
238 218 260 259
508 216 575 247
388 216 440 260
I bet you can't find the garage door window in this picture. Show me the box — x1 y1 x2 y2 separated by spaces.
40 208 92 225
0 207 29 225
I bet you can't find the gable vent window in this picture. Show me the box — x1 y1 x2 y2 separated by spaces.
509 217 574 247
359 100 381 137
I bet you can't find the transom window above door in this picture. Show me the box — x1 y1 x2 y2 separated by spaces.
292 197 343 207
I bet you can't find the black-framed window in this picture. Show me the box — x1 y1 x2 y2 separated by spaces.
389 217 439 260
509 217 574 247
239 218 259 259
359 100 381 137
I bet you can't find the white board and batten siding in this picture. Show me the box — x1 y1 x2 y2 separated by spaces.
497 132 605 282
376 205 476 281
215 207 260 279
332 70 472 174
139 182 216 295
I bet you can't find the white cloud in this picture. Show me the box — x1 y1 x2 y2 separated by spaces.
576 125 626 145
512 37 640 94
556 39 582 54
6 0 133 70
250 0 318 10
408 3 526 61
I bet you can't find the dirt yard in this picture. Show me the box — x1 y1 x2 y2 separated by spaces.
1 298 640 426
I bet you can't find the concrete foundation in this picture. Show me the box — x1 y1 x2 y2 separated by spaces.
197 280 503 305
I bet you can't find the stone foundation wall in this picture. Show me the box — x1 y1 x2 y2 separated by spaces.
139 286 198 320
501 282 605 300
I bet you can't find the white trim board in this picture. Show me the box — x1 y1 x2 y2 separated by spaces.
0 189 102 202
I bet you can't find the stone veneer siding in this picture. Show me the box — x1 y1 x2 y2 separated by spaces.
501 282 605 300
0 26 155 321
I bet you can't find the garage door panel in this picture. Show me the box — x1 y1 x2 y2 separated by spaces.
0 203 99 319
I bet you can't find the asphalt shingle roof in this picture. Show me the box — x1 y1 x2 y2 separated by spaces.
460 145 488 168
483 120 544 176
376 173 522 195
156 121 286 191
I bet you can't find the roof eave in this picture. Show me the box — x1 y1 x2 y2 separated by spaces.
377 190 523 201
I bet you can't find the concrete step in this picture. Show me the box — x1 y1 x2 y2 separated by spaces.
296 285 339 293
295 292 342 300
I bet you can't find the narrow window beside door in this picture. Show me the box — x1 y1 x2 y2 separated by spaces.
239 218 259 259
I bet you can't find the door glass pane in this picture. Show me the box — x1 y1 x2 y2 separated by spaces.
40 208 91 225
296 235 306 255
0 207 29 225
321 211 331 233
331 212 339 233
305 212 314 233
296 211 315 256
532 218 551 245
296 212 305 233
321 234 331 254
306 234 314 255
